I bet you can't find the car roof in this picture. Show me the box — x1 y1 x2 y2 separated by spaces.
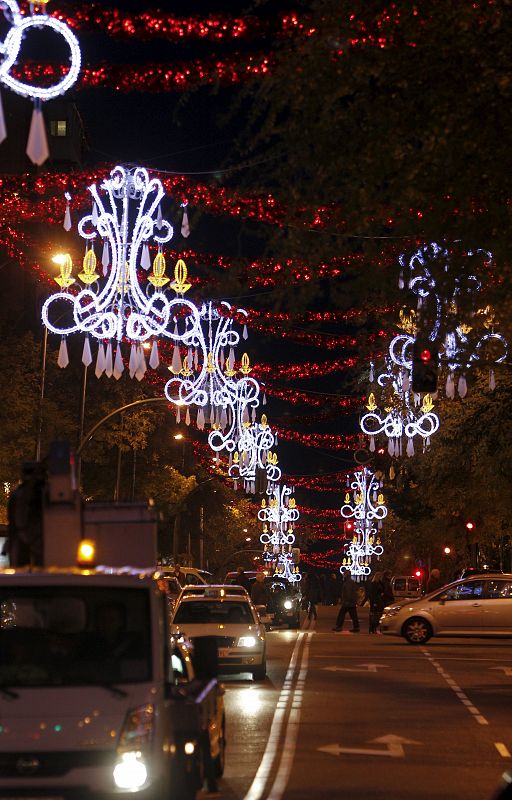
179 584 250 598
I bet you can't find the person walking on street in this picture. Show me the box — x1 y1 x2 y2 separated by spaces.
367 571 385 633
251 573 269 607
303 571 320 620
332 573 360 632
426 568 442 593
381 570 395 607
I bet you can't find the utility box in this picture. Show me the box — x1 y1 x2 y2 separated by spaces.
83 502 158 568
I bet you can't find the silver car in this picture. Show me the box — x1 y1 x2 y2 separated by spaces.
380 573 512 644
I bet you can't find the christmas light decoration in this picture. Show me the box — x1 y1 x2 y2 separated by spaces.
0 0 81 164
340 467 386 578
227 414 281 493
42 165 192 378
399 242 508 397
258 484 301 583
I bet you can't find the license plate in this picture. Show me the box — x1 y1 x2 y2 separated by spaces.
218 648 229 657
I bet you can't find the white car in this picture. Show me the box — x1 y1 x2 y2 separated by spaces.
170 587 267 680
380 573 512 644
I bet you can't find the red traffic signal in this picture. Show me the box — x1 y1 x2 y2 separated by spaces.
465 521 475 531
412 336 439 393
344 520 354 536
414 569 423 578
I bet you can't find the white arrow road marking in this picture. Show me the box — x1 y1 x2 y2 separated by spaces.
323 663 390 673
318 734 422 759
490 666 512 677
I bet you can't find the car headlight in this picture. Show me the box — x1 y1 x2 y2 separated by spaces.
283 600 293 610
238 635 257 647
382 605 403 617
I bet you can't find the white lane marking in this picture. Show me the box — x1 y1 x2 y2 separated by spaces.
490 666 512 676
495 743 511 758
421 648 488 725
243 632 307 800
266 633 312 800
318 734 422 759
323 663 390 673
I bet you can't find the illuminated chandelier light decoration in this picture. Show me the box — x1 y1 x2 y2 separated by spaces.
0 0 81 165
360 312 440 458
340 467 386 579
42 165 194 380
227 414 281 494
399 242 508 399
155 257 277 496
258 484 301 583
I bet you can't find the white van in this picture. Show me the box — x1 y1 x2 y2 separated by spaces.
391 574 423 600
0 567 224 800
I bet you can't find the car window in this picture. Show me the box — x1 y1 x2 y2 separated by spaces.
442 580 485 600
173 600 254 625
485 580 512 599
393 579 406 592
408 578 420 591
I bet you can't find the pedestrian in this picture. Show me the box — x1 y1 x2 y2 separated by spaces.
231 565 251 593
251 573 269 607
303 571 320 620
381 570 395 607
367 571 385 633
426 568 442 594
332 573 360 632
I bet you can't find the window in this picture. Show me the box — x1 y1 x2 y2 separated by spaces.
486 580 512 599
393 579 406 592
174 600 253 625
50 120 67 137
443 581 485 600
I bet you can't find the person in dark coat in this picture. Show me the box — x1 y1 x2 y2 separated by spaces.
250 573 269 607
367 571 385 633
231 566 251 593
332 573 360 632
426 568 442 594
381 570 395 607
303 571 321 620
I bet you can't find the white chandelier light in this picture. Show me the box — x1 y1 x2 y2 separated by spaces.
340 467 386 578
43 165 193 380
227 414 281 493
399 242 508 398
360 323 440 457
0 0 81 164
258 484 301 583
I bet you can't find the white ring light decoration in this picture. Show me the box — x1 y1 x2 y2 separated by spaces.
43 166 189 359
340 467 386 578
258 484 301 583
0 3 81 100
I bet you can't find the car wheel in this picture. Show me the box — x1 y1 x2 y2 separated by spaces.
214 715 226 778
402 617 432 644
252 662 266 681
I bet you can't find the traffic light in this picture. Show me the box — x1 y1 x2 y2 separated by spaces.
344 520 354 538
411 336 439 393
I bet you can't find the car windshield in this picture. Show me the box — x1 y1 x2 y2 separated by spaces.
174 600 253 625
0 587 152 687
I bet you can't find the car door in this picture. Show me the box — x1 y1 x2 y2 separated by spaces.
431 580 486 633
481 579 512 632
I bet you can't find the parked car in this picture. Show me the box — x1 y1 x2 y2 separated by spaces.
169 586 267 680
391 574 423 600
380 573 512 644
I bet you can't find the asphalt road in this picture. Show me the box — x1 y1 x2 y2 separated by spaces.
207 603 512 800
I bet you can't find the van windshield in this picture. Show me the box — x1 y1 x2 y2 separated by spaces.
0 587 151 687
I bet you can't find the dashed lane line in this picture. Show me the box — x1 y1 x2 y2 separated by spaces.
421 648 488 725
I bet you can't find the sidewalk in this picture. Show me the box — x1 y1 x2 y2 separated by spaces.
303 601 373 634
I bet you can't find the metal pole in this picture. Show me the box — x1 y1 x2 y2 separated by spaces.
76 362 88 490
199 504 204 569
35 326 48 462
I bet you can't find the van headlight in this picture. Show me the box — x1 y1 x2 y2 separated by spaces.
283 600 293 610
238 635 257 647
113 751 148 790
114 703 154 789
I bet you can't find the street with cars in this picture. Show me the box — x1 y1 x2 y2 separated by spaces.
195 601 512 800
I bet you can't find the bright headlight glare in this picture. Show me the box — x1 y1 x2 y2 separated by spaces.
118 704 154 751
238 635 257 648
113 751 148 790
283 600 293 610
184 741 195 755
